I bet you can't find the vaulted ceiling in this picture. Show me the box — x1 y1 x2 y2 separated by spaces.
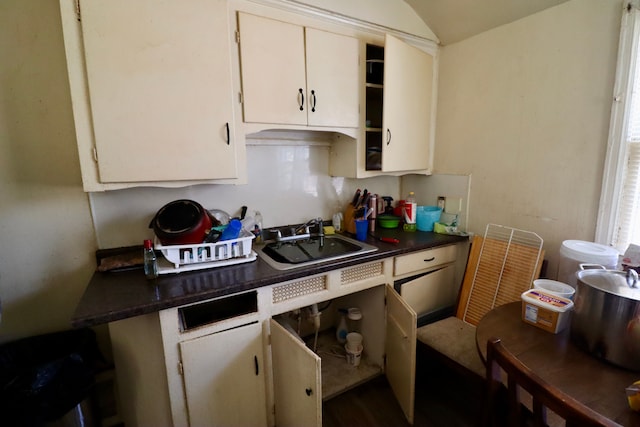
404 0 570 45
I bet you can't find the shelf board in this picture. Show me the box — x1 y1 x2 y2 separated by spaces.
365 127 383 132
307 329 382 401
365 83 383 89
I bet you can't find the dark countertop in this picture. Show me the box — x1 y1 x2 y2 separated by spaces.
72 229 468 328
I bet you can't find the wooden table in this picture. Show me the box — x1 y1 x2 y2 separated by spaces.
476 302 640 426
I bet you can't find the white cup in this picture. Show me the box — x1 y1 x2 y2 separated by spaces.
346 332 363 351
345 344 363 367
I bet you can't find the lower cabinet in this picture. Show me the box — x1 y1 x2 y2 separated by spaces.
397 265 456 320
179 322 267 427
109 255 448 426
270 283 417 426
157 290 267 427
392 244 464 324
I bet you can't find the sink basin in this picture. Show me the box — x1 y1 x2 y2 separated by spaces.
255 234 378 270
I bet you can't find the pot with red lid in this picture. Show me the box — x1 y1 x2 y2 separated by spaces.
570 264 640 371
149 199 218 245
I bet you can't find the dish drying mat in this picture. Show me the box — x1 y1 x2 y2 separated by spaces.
456 224 544 325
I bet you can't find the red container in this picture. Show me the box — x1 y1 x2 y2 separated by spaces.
394 200 406 218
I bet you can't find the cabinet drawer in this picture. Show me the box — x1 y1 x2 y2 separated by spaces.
178 291 258 332
394 244 457 277
399 265 456 317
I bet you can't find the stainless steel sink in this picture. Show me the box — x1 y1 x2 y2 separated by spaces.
255 234 378 270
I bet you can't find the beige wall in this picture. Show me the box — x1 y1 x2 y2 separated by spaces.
0 0 623 347
0 1 97 343
432 0 622 276
0 0 425 345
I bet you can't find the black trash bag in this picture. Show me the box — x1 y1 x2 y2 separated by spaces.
0 329 103 427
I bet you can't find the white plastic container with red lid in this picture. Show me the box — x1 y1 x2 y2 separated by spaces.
521 289 574 334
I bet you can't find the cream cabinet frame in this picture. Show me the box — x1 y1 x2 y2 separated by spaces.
106 246 467 427
59 0 247 191
237 12 359 129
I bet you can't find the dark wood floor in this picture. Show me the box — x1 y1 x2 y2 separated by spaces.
323 344 485 427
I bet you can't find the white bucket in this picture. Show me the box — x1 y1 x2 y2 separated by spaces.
345 344 363 367
557 240 619 288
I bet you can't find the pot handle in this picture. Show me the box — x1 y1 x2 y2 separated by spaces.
579 263 607 270
627 269 639 288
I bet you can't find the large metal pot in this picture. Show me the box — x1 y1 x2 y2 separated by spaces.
570 265 640 371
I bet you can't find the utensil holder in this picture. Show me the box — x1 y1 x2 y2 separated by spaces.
344 205 357 234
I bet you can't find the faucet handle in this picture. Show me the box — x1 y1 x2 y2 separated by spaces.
270 229 282 241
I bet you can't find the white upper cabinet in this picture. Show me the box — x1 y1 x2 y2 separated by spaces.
330 34 437 178
305 28 360 127
238 13 306 126
60 0 243 189
382 34 434 172
238 13 359 128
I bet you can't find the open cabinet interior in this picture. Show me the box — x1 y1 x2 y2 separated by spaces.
274 285 386 399
270 283 416 426
365 44 384 171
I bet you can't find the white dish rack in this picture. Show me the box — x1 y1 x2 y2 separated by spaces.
154 229 256 274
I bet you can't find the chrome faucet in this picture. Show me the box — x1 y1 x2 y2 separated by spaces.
300 217 325 247
294 217 324 235
270 217 325 245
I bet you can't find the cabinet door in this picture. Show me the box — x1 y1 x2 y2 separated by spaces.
80 0 237 183
270 319 322 427
238 13 307 125
385 283 417 424
399 265 456 317
382 34 434 172
179 322 267 427
305 28 359 128
394 244 458 277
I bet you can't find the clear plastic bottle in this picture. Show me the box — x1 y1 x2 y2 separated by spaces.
143 239 158 279
332 212 343 232
253 211 263 243
403 191 417 232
